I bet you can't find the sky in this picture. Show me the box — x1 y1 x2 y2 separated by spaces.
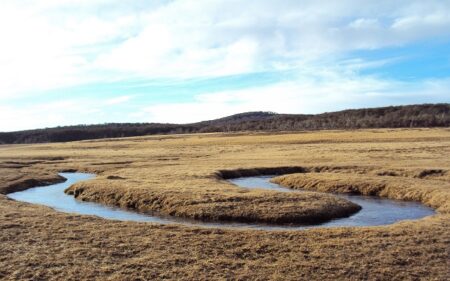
1 0 449 131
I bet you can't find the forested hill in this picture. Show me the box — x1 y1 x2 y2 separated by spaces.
1 104 449 144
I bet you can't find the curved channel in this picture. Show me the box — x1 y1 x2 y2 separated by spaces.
7 172 435 230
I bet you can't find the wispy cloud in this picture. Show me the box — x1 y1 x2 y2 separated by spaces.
105 95 133 105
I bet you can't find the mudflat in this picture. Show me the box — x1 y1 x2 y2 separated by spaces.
1 128 449 280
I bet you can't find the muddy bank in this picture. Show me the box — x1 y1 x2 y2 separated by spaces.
217 166 449 181
0 174 66 194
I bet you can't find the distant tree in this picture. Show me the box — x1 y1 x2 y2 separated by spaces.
0 104 448 144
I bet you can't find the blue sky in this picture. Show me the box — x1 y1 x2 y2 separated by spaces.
0 0 449 131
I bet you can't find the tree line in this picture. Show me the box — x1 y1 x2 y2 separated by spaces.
0 104 448 144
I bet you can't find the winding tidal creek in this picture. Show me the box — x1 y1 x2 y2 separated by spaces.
8 173 435 230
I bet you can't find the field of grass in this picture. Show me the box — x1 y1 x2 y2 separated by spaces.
0 128 449 280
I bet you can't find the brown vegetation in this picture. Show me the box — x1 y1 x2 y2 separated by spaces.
0 128 449 280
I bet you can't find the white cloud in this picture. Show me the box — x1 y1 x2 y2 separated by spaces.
141 76 450 124
0 97 136 131
1 0 449 99
105 95 133 105
93 0 450 77
0 100 92 131
0 0 154 99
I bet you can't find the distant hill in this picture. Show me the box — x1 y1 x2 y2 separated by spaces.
0 104 449 144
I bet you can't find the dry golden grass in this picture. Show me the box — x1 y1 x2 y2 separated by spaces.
0 128 449 280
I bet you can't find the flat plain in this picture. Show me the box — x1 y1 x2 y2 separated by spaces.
0 128 449 280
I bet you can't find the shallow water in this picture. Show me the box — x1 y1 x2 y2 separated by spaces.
7 173 435 230
230 176 436 227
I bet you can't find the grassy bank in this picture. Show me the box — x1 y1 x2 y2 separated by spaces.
272 172 450 213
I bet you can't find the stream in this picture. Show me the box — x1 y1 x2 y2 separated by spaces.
7 173 435 230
